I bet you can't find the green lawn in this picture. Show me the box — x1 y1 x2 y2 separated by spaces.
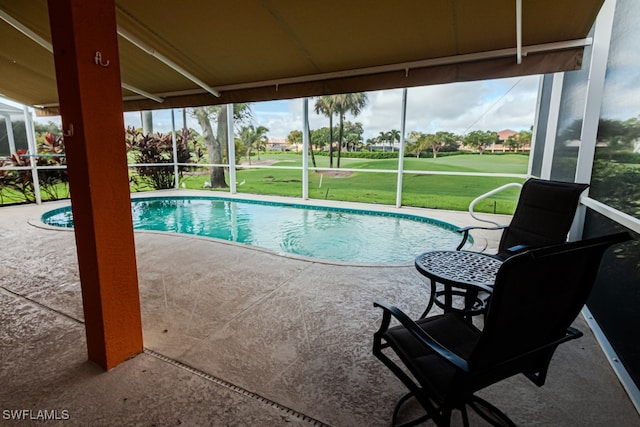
177 153 528 214
1 153 528 214
236 152 528 173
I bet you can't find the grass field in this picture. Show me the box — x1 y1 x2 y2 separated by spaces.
177 153 528 214
0 153 528 214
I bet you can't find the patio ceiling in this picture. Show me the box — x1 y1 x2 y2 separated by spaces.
0 0 604 116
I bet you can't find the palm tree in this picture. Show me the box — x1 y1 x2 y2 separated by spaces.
239 124 269 164
334 93 368 168
388 129 401 152
377 131 388 151
314 96 336 168
255 126 269 160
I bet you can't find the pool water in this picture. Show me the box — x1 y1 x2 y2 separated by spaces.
41 196 464 263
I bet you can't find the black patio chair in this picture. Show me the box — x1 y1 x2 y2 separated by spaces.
457 178 590 259
374 232 631 427
423 178 590 318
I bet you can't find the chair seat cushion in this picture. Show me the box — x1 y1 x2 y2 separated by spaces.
383 313 481 403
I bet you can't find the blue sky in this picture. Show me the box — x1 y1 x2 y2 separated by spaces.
28 75 540 141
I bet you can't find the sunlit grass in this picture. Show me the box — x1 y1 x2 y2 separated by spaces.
174 153 527 214
1 153 528 214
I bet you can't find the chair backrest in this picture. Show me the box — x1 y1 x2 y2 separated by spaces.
498 179 589 256
470 232 631 369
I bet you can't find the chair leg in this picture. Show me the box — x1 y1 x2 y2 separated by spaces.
420 279 437 318
390 390 462 427
460 404 470 427
467 395 517 427
391 391 451 427
391 391 433 427
392 391 414 424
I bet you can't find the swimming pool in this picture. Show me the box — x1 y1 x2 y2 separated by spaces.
41 196 465 263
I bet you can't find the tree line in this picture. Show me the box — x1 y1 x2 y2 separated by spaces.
5 100 637 202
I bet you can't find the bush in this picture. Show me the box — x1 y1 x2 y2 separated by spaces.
595 149 640 164
126 127 199 190
0 132 68 204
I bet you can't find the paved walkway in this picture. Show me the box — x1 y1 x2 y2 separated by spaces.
1 192 638 426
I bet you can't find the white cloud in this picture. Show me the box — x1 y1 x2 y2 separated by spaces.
249 76 540 140
30 75 541 140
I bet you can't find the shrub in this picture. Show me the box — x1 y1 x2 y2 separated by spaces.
0 132 68 204
125 127 198 190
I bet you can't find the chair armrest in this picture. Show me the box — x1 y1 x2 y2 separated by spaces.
456 225 507 251
373 301 470 372
457 225 507 233
493 326 583 386
504 244 529 254
495 244 530 260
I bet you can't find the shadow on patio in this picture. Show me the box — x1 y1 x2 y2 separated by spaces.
1 198 638 426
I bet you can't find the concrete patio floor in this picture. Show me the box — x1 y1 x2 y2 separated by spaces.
1 191 638 426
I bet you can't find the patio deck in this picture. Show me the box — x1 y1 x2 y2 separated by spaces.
1 191 638 426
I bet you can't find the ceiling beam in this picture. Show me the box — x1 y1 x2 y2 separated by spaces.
0 9 51 51
516 0 523 64
120 82 163 103
117 26 221 98
151 38 593 96
0 8 164 104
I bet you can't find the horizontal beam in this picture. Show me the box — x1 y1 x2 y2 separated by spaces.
116 38 593 103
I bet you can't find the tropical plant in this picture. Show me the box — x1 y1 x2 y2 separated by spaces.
379 132 387 150
387 129 401 152
182 128 206 165
0 132 68 203
239 124 269 164
37 132 68 200
125 127 196 190
0 149 35 203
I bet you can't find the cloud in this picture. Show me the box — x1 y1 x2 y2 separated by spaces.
250 75 540 140
32 75 541 141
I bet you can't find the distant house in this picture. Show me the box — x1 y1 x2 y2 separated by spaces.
497 129 517 142
490 129 530 152
266 137 291 151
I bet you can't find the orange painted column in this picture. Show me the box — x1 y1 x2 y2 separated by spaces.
47 0 143 369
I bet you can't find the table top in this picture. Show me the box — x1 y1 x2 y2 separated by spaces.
415 250 502 289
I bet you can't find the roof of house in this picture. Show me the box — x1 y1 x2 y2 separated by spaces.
497 129 518 141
